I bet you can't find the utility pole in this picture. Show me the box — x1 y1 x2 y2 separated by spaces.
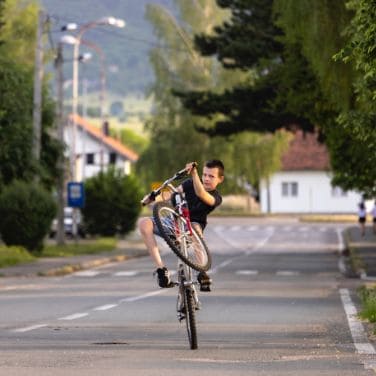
32 10 45 165
55 43 66 245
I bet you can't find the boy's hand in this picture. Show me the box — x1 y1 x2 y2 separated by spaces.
185 162 198 174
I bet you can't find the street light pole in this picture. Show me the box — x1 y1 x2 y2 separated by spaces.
68 16 125 182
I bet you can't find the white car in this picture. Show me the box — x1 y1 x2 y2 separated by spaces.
50 207 86 238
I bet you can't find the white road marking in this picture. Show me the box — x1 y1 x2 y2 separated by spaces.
58 313 89 321
276 270 300 276
236 270 259 276
93 304 118 311
13 324 48 333
247 225 258 231
119 289 167 303
114 271 139 277
74 270 101 277
339 288 376 355
229 225 241 231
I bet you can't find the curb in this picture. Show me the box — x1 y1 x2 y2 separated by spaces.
339 228 362 279
38 250 149 277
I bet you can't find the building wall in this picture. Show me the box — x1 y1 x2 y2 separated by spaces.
64 125 130 181
260 170 362 213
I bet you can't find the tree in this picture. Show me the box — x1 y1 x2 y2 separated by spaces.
176 0 319 136
140 0 291 194
82 168 143 236
274 0 375 195
0 0 60 191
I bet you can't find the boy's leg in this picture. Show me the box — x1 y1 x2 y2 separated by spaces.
191 223 212 292
138 217 173 288
138 217 164 268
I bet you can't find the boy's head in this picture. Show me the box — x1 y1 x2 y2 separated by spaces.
202 159 224 191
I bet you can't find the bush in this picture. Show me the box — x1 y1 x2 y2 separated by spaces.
82 168 143 236
0 181 56 253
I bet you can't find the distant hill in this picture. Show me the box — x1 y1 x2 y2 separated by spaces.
40 0 175 96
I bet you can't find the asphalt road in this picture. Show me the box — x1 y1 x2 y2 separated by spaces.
0 217 375 375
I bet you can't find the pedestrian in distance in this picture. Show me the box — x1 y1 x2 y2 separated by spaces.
371 200 376 235
138 160 224 291
358 201 367 237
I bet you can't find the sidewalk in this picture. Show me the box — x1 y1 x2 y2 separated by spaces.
342 225 376 280
0 232 147 278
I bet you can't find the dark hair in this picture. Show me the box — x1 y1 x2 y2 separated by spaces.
205 159 224 177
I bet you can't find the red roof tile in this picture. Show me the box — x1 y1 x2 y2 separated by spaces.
70 114 139 162
281 130 330 171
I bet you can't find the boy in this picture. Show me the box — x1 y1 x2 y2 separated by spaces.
138 160 224 290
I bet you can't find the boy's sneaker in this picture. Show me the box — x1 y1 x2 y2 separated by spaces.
154 267 174 288
197 271 212 292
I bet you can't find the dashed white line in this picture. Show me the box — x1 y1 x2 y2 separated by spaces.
114 271 139 277
236 270 259 276
93 304 118 311
58 313 89 321
13 324 48 333
74 270 101 277
276 270 300 276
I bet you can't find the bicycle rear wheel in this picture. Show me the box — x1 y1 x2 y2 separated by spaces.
184 288 198 350
153 202 211 272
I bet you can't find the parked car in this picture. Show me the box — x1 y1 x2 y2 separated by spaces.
49 207 86 238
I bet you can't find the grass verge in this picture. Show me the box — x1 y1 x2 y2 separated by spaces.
0 246 35 268
0 238 117 269
358 285 376 334
42 237 117 257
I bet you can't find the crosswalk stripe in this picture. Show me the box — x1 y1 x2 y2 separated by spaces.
114 271 139 277
236 270 258 276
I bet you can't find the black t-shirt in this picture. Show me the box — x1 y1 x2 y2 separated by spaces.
182 179 222 229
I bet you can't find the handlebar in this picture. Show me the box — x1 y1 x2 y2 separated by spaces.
141 162 197 206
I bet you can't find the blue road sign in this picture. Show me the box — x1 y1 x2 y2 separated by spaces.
67 182 85 208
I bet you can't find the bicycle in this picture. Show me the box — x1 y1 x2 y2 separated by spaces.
141 164 212 349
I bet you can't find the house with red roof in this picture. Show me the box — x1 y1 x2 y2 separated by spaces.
259 130 362 213
64 114 139 181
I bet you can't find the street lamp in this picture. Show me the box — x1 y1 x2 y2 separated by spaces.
62 16 125 182
54 35 93 245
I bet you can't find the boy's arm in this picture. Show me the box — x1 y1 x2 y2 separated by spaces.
186 163 216 206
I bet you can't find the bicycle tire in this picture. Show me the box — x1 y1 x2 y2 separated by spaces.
184 288 198 350
153 202 211 272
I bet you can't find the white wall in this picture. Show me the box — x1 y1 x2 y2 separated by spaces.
64 125 130 181
260 171 362 213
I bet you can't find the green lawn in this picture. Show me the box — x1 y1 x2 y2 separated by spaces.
0 238 117 268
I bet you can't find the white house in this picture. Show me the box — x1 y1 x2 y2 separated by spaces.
259 130 362 213
64 114 139 181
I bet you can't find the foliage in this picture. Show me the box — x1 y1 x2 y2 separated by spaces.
0 181 57 253
0 0 61 191
140 0 289 195
82 168 143 236
111 128 149 155
0 245 35 268
329 0 376 196
176 0 318 136
358 286 376 328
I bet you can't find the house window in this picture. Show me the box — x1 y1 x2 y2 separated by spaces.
282 182 298 197
86 153 94 165
109 152 117 165
332 186 347 197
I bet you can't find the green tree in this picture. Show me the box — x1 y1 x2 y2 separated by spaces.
275 0 375 195
0 181 56 253
0 0 60 190
82 168 143 236
140 0 290 194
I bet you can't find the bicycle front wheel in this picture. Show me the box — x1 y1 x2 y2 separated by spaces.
184 288 198 350
153 202 211 272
